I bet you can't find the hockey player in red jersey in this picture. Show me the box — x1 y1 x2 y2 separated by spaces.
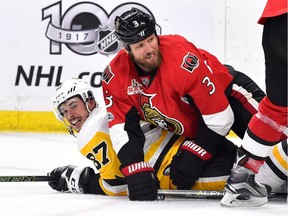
48 78 287 201
47 78 237 199
101 8 269 200
220 0 287 207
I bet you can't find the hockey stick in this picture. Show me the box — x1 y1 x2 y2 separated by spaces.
0 175 57 182
158 189 225 199
1 175 286 200
157 189 287 200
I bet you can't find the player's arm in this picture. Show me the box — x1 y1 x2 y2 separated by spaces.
102 67 160 200
103 91 160 200
186 48 234 136
170 43 234 189
48 165 130 196
102 81 145 164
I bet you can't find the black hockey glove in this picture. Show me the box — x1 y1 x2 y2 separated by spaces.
170 140 213 189
48 165 95 193
121 161 160 201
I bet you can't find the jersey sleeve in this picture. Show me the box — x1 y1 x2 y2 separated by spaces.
102 57 146 166
258 0 287 24
170 41 234 136
77 107 128 196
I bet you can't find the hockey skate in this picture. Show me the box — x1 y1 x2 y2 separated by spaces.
220 165 270 207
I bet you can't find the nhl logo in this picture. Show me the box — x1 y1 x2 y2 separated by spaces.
94 26 122 55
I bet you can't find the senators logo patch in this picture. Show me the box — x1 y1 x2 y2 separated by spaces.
102 65 114 84
140 93 183 135
181 52 199 73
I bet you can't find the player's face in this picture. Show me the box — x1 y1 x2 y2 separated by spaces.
129 33 162 73
58 96 89 132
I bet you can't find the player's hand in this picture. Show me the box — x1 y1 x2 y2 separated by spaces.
48 165 95 193
170 140 212 189
121 161 159 201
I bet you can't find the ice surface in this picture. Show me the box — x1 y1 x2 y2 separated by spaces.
0 132 287 216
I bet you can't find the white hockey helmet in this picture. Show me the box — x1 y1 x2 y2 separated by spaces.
52 78 95 121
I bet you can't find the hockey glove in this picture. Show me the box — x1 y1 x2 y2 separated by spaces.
121 161 160 201
48 165 95 193
170 140 213 189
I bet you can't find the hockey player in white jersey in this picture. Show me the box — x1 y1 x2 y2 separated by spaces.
48 78 287 201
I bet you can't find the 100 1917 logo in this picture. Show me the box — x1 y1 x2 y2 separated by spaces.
42 1 161 56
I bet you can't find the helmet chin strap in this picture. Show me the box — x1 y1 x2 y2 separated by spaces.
85 102 92 115
62 120 77 138
68 126 77 138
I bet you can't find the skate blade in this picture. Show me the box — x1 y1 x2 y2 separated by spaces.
220 191 268 207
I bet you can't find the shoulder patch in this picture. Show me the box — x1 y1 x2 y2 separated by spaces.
102 65 114 84
181 52 199 73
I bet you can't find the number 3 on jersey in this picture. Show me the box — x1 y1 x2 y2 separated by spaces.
202 76 215 95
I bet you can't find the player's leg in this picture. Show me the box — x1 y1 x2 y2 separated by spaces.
221 13 287 207
225 65 265 139
256 140 287 194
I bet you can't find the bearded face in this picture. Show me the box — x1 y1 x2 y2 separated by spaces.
131 49 162 72
129 34 162 73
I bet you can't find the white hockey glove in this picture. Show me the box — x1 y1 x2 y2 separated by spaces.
48 165 94 193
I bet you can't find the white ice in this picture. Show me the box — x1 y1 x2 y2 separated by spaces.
0 132 287 216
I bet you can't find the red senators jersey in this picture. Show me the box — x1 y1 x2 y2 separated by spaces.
102 35 234 155
258 0 288 24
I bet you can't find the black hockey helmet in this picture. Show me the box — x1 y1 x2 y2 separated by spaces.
114 7 156 45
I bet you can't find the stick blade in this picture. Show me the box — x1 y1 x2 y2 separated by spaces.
0 175 57 182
